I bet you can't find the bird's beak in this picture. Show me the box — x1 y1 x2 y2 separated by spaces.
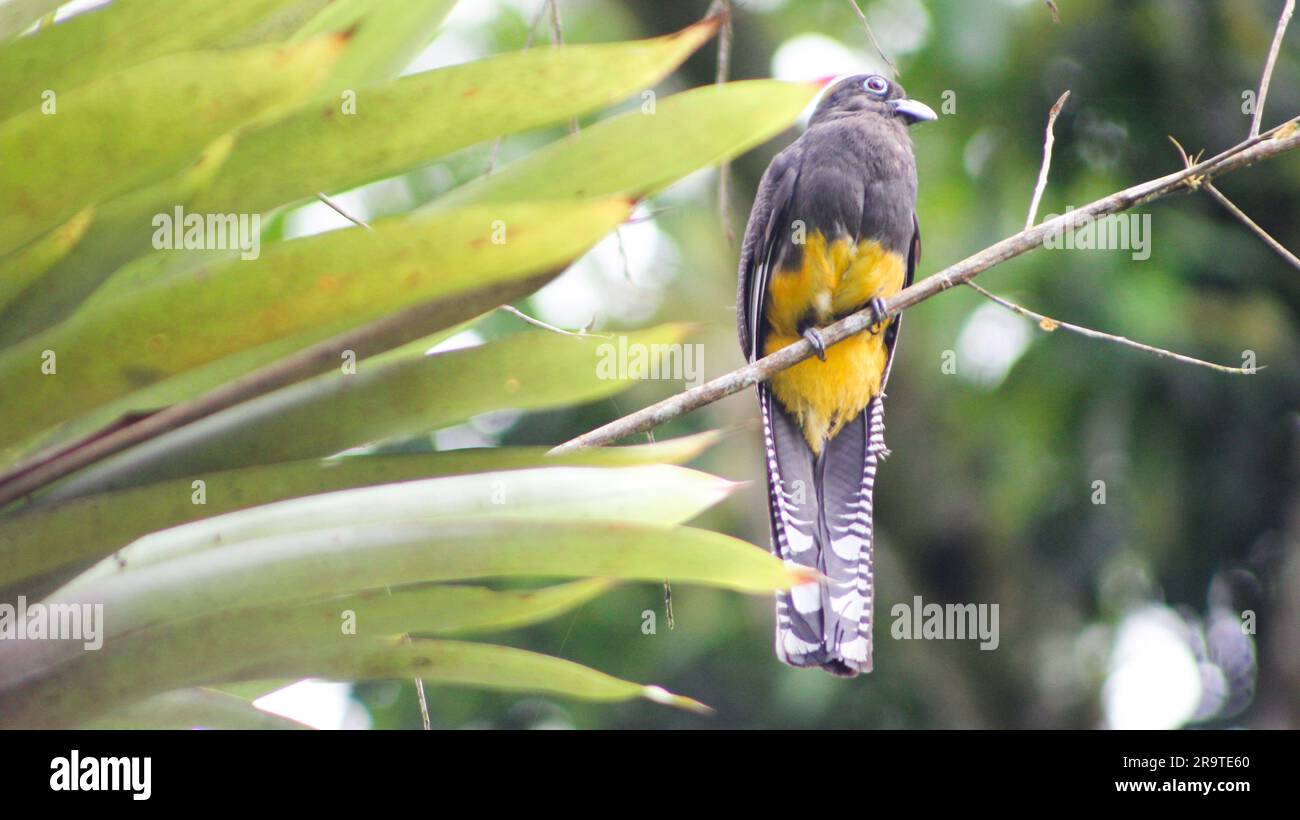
890 98 938 125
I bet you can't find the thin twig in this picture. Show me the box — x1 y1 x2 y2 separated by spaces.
1045 0 1061 24
1204 183 1300 271
497 304 606 338
546 0 579 136
846 0 900 79
414 677 432 730
1252 0 1294 137
1025 90 1070 230
1171 134 1300 272
484 1 550 176
965 281 1255 374
317 192 373 231
549 118 1300 454
710 0 736 247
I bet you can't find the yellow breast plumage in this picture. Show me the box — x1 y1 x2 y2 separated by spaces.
762 231 906 454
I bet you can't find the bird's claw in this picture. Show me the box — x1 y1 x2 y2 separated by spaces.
802 327 828 361
868 297 888 334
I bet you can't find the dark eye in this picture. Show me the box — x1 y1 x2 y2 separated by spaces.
863 75 889 95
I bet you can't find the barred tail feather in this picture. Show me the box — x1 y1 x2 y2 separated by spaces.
761 386 884 677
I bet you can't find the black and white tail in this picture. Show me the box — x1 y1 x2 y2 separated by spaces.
761 385 887 676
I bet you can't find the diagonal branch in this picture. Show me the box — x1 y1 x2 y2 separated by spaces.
550 117 1300 454
1171 133 1300 273
846 0 900 79
965 281 1255 375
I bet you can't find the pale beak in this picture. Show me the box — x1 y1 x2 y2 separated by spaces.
890 98 938 125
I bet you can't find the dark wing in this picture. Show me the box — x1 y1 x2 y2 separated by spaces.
737 148 800 362
879 212 920 393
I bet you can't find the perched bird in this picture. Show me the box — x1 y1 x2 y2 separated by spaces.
737 74 935 676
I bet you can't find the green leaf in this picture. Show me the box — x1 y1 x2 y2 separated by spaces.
438 79 823 207
34 518 805 645
187 19 720 220
249 639 712 713
3 636 705 729
0 198 632 455
62 465 738 583
0 34 347 257
0 433 724 588
290 0 457 90
0 134 237 347
0 0 62 41
0 207 93 312
0 1 307 121
84 688 312 730
40 323 688 499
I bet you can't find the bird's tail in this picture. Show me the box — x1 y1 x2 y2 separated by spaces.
760 385 884 676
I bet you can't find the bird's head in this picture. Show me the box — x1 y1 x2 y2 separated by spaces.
810 74 937 127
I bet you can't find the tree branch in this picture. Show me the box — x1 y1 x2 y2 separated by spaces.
709 0 736 247
964 280 1256 375
1025 90 1070 230
1252 0 1294 138
846 0 900 79
550 117 1300 454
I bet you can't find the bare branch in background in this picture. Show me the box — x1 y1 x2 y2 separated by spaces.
709 0 736 247
484 1 550 176
1168 134 1300 273
1025 90 1070 230
846 0 900 79
550 118 1299 454
965 280 1256 375
1252 0 1295 137
547 0 579 136
497 304 606 338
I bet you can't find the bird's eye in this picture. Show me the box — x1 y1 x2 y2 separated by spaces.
863 76 889 95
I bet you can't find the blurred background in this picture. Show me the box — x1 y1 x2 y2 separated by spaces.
238 0 1298 729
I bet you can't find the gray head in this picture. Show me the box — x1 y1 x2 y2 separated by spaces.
809 73 937 128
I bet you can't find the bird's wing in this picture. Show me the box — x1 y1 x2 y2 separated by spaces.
737 148 800 362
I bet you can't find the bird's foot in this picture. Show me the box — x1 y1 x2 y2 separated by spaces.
867 297 888 334
802 327 828 361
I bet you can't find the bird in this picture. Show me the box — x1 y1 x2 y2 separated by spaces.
736 73 935 676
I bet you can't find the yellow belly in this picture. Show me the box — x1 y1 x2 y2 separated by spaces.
763 232 906 454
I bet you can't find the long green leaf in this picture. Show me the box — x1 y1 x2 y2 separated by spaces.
0 134 236 347
0 433 723 588
0 0 302 120
0 198 632 455
84 688 312 730
0 207 93 312
62 465 739 585
40 323 687 500
0 34 346 256
290 0 456 90
2 636 704 729
187 19 720 221
439 79 823 207
31 518 804 645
